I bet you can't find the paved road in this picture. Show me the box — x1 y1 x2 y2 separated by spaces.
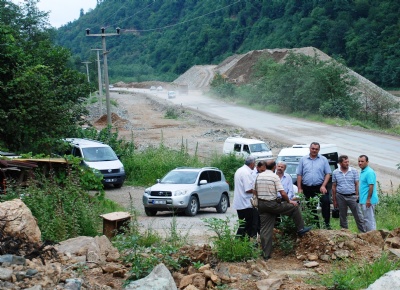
113 87 399 190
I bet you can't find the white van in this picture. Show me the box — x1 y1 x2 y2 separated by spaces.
65 138 125 188
276 144 338 184
223 137 273 160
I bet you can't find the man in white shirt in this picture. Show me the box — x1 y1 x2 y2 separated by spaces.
233 156 256 238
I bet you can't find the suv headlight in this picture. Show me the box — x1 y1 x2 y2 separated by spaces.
174 190 188 196
144 188 151 196
120 166 125 173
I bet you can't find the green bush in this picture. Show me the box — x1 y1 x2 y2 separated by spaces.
202 216 261 262
2 168 122 242
123 141 204 186
376 189 400 231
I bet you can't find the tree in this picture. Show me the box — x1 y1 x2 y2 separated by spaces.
0 0 90 153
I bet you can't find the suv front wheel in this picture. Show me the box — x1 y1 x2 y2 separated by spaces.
145 208 158 216
185 196 199 216
216 194 229 213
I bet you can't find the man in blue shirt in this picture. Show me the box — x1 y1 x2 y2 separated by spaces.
358 155 379 231
276 162 296 200
332 155 365 232
297 142 332 229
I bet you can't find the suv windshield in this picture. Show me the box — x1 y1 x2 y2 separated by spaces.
249 143 270 153
160 170 199 184
82 147 118 162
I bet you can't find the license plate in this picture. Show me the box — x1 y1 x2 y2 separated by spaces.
152 200 166 205
105 178 116 183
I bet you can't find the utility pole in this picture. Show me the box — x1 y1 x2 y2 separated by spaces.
86 27 120 126
82 61 91 98
91 48 103 117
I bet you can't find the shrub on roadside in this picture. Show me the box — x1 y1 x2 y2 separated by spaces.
1 157 123 242
202 216 261 262
123 141 204 186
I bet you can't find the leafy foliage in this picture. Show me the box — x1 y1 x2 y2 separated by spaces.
202 216 261 262
0 161 121 242
0 0 91 154
54 0 399 88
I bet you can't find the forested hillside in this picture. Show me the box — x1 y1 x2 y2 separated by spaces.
56 0 400 87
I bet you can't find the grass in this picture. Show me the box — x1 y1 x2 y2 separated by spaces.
313 253 400 289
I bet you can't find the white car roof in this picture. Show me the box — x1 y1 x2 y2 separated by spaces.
225 137 265 144
65 138 109 148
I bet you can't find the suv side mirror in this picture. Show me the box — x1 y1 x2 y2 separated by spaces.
199 180 208 185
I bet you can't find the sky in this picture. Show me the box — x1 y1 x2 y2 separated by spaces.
13 0 97 28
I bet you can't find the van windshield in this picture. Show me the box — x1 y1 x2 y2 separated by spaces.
249 143 270 153
82 147 118 162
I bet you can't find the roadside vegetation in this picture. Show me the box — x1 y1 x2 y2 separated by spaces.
210 53 400 135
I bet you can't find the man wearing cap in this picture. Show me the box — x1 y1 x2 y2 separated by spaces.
233 156 257 238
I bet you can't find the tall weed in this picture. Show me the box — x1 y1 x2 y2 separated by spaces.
202 216 261 262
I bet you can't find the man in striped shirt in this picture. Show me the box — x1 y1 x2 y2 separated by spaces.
332 155 365 232
255 160 311 260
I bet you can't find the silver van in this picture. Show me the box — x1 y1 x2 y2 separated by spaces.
65 138 125 188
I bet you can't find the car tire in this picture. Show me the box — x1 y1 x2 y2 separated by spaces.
216 194 229 213
185 196 199 216
145 208 157 216
114 183 123 188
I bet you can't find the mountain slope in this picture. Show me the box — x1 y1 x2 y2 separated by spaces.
55 0 400 87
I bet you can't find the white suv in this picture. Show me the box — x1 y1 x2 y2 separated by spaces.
143 167 230 216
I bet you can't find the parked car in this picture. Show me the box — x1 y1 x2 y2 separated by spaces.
167 91 176 98
64 138 125 188
143 167 230 216
157 86 163 91
150 86 156 91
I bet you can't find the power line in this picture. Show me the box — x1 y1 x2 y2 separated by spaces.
124 0 242 33
88 0 242 34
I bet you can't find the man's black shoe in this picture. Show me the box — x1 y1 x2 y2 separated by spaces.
297 226 312 237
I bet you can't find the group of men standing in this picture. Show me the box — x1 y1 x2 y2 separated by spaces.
232 142 379 260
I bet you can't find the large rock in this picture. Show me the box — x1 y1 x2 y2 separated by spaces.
366 270 400 289
0 199 41 244
56 235 120 263
125 263 177 290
